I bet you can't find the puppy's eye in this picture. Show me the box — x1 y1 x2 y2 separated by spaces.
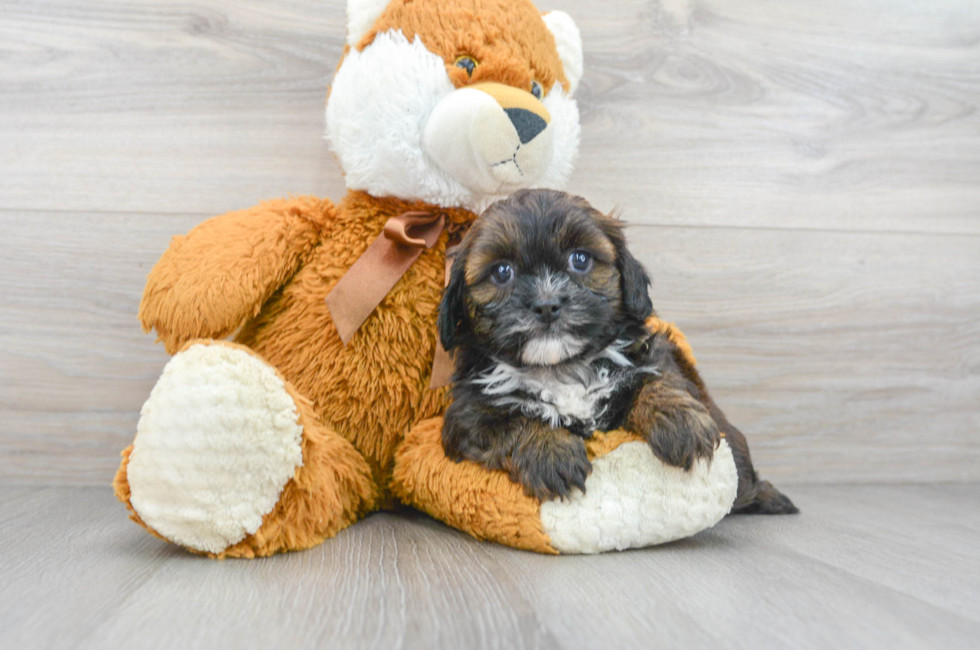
455 56 478 77
531 80 543 99
490 262 515 285
568 251 593 274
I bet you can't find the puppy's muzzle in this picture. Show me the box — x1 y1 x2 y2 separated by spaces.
531 297 562 323
423 82 554 195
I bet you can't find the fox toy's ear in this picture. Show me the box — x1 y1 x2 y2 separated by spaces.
438 249 471 352
543 11 584 95
346 0 390 47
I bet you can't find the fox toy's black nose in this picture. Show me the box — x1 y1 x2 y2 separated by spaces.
531 297 562 322
505 108 548 144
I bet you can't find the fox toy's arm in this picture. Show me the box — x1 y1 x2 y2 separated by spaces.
139 196 335 354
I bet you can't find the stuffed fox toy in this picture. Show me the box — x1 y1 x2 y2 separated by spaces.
114 0 754 558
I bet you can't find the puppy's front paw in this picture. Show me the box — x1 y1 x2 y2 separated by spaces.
633 391 720 471
508 431 592 501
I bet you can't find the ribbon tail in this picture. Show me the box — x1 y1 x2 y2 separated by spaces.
325 235 425 345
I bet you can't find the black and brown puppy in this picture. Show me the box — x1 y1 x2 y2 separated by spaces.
438 189 797 514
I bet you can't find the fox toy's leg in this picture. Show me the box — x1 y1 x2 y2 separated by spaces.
392 418 738 554
391 418 559 554
113 340 378 558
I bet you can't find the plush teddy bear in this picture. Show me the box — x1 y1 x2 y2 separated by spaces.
113 0 746 558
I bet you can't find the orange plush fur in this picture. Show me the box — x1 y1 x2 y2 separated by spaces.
117 192 474 556
361 0 570 94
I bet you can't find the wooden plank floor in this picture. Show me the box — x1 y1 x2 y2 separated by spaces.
2 484 978 649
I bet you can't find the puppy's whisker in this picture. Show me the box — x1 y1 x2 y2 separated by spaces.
499 321 537 339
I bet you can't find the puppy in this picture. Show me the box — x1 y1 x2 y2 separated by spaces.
438 189 797 514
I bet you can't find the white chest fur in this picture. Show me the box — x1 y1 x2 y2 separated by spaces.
473 341 653 429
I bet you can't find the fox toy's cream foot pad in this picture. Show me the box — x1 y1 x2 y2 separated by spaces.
124 342 305 554
540 440 738 553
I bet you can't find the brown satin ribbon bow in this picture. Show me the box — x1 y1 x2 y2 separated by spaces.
324 211 456 389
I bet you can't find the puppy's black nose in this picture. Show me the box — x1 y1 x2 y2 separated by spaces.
505 108 547 144
531 298 562 322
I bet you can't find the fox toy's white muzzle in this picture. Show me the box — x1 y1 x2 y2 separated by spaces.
423 82 555 195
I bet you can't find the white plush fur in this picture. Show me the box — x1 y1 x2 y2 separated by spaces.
346 0 390 47
325 29 580 214
423 86 555 196
540 440 739 553
533 84 580 195
127 344 305 554
543 11 584 95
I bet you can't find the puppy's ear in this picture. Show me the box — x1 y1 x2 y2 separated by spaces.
617 242 654 320
601 216 654 320
438 248 470 351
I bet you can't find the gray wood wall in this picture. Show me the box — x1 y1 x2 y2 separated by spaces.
2 0 978 485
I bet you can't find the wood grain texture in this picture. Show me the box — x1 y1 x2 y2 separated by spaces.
0 0 349 216
1 0 978 233
568 0 980 234
2 485 979 649
1 0 979 485
0 211 197 484
633 225 980 483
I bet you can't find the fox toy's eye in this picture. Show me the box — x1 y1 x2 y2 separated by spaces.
530 80 543 99
490 262 515 285
568 251 592 274
455 56 478 77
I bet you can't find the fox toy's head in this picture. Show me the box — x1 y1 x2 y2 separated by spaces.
326 0 583 213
